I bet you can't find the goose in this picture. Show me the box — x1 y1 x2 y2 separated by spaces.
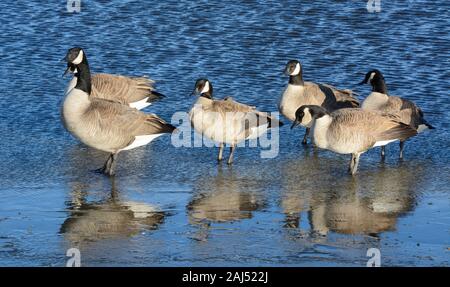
61 47 176 176
359 69 434 158
63 62 165 110
291 105 417 174
279 60 359 145
189 79 283 164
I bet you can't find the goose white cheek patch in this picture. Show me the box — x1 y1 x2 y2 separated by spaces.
72 50 84 65
369 72 375 81
301 108 312 126
201 81 210 94
290 63 301 76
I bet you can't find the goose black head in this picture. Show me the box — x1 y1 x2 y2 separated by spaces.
192 78 213 99
284 60 302 76
284 60 304 85
62 47 86 77
359 69 388 94
63 47 91 95
64 47 85 65
291 105 327 129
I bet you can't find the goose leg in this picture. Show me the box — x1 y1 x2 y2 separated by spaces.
96 154 113 174
227 145 235 165
399 141 405 159
302 128 310 145
348 154 355 173
380 146 385 159
104 153 118 176
349 153 361 175
101 155 112 175
217 143 224 162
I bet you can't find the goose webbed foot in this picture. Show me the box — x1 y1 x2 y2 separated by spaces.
94 167 106 174
97 153 118 177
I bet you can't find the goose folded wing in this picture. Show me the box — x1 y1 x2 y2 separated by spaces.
372 114 417 142
91 73 158 104
90 99 174 139
321 83 360 108
213 97 256 113
211 98 282 138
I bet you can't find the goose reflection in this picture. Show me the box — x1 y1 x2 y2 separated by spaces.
279 152 327 229
187 167 265 226
60 178 165 245
318 165 417 235
281 156 422 236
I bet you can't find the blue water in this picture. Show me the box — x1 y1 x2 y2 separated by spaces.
0 1 449 266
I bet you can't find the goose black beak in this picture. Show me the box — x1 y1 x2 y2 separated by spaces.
357 80 366 85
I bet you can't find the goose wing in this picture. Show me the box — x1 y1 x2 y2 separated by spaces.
383 96 428 129
215 97 282 126
209 98 282 138
213 97 256 113
91 73 164 105
329 109 417 151
88 98 175 148
320 83 360 108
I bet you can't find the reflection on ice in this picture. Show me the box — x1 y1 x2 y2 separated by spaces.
280 156 422 236
188 167 265 224
60 179 165 245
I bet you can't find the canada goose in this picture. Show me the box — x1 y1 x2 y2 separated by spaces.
359 69 434 158
291 105 417 174
61 47 176 176
189 79 283 164
64 63 165 110
279 60 359 144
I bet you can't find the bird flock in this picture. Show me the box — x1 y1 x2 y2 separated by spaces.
61 47 434 176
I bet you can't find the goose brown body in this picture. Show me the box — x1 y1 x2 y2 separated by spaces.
189 79 282 164
360 69 434 158
292 105 417 174
62 47 175 176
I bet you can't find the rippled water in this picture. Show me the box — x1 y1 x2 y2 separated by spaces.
0 1 449 266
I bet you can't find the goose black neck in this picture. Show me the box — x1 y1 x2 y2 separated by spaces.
372 77 388 94
289 73 304 86
74 54 91 95
310 105 328 119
